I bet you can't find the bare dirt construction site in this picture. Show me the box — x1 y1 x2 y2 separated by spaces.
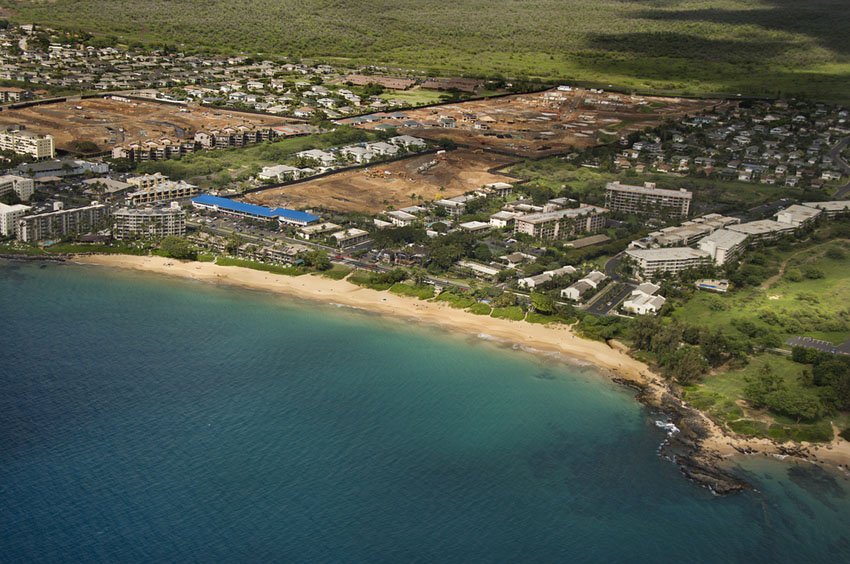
344 87 724 158
0 96 301 153
244 149 517 214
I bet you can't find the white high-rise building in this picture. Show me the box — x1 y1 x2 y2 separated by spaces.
0 202 31 237
0 127 55 159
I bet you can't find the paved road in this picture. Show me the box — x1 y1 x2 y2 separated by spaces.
604 253 624 282
829 136 850 199
584 282 635 316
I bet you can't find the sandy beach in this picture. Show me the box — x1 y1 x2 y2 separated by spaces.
73 254 850 474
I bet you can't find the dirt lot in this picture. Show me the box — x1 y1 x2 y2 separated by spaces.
0 96 301 153
244 149 517 214
343 87 724 158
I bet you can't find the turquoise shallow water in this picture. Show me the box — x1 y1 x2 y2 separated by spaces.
1 260 849 563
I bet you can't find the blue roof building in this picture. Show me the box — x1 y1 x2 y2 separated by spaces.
191 194 318 226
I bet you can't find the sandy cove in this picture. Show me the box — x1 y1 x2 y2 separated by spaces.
72 254 850 487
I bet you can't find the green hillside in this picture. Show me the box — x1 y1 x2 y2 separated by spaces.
5 0 850 101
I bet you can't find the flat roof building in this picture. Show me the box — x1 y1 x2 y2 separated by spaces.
697 229 749 265
727 220 796 242
127 180 199 206
513 205 608 240
0 175 34 202
192 194 319 226
775 204 821 228
17 203 110 243
0 202 31 237
626 247 711 280
802 201 850 218
113 205 186 240
332 228 370 248
0 127 54 159
605 181 692 219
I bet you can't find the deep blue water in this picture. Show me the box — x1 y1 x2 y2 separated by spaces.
1 260 849 563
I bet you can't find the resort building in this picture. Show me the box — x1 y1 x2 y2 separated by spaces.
489 211 521 229
297 222 340 240
17 202 110 243
802 201 850 218
387 210 417 227
0 127 55 159
727 220 796 243
0 202 31 237
332 228 370 248
513 205 608 240
0 175 34 201
191 194 319 226
625 247 712 280
126 173 168 191
774 204 822 228
127 180 199 206
112 205 187 240
697 229 749 265
605 182 692 219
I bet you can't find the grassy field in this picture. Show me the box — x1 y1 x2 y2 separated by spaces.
671 237 850 346
214 256 305 276
6 1 850 102
684 355 845 443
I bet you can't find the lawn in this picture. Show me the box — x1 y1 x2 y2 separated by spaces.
380 89 445 107
389 282 435 300
671 237 850 346
490 306 525 321
684 354 837 443
434 292 476 309
214 256 305 276
319 264 352 280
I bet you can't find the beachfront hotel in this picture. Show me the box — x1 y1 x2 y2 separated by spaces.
625 247 712 280
17 202 110 243
112 205 187 240
0 202 31 237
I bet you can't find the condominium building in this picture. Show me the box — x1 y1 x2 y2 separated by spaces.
112 205 187 240
0 127 55 159
0 175 34 201
0 202 31 237
126 173 168 191
513 205 608 240
727 220 796 242
802 201 850 218
17 203 110 242
625 247 712 280
332 228 370 248
697 229 749 265
127 180 199 206
774 204 822 228
605 182 692 219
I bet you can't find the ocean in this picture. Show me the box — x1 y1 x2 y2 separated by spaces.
1 260 849 563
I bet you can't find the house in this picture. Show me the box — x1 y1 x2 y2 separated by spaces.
622 284 666 315
519 266 577 290
560 270 607 301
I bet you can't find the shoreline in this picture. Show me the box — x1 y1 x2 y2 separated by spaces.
56 255 850 489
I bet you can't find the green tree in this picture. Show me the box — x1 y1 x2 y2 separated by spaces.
159 236 196 260
531 292 555 315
